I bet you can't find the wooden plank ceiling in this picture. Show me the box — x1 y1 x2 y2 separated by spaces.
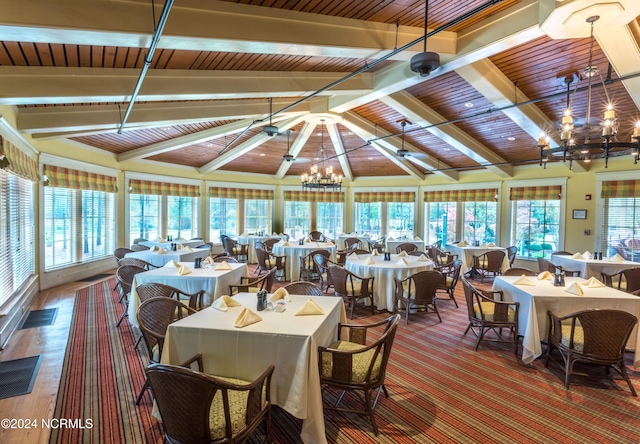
1 0 639 180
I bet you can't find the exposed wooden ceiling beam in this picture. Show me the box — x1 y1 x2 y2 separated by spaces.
275 121 316 180
325 122 353 182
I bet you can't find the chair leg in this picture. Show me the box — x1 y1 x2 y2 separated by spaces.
135 378 150 405
619 363 638 397
364 389 379 437
116 308 128 327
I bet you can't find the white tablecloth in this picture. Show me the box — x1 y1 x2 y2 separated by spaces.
124 248 209 267
161 292 346 444
551 255 639 279
272 242 336 281
446 244 509 273
237 235 284 263
345 253 434 311
336 235 370 250
492 275 640 367
385 239 424 253
138 239 204 249
128 262 247 328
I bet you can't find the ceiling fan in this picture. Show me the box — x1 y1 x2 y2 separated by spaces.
281 130 310 163
263 98 280 137
395 119 429 159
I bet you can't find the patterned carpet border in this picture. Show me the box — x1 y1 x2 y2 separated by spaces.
50 277 640 443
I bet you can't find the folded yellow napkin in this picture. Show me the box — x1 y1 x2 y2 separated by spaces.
305 238 311 243
157 248 167 255
582 250 591 259
388 236 394 241
513 275 535 285
273 232 278 236
178 265 192 276
202 256 213 265
163 260 180 268
609 253 625 262
215 261 233 270
480 244 489 248
152 245 159 251
234 308 262 328
537 271 552 280
364 256 375 265
183 246 193 252
584 277 606 288
372 249 380 256
396 257 408 266
458 241 468 247
397 251 407 257
417 254 430 262
414 236 422 241
349 252 360 260
280 241 290 246
279 233 285 236
270 287 291 302
211 295 241 312
176 244 183 250
487 242 496 247
570 252 583 259
564 282 584 296
295 299 325 316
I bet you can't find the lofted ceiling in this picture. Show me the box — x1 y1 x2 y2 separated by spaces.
2 0 640 181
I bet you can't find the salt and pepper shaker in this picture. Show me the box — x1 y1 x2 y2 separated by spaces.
256 290 267 311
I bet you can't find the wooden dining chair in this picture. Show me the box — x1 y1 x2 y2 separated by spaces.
393 270 442 324
395 242 418 254
472 250 506 283
229 267 277 295
115 264 146 327
282 281 324 296
329 265 375 319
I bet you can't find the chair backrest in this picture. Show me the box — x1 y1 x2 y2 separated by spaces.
130 244 150 251
396 242 418 253
136 282 176 303
118 257 155 270
261 268 278 292
222 237 236 255
255 247 270 269
445 259 463 287
503 267 537 276
551 250 572 256
263 238 279 252
506 245 518 266
255 241 265 250
344 237 361 250
116 265 146 296
190 237 203 241
329 264 350 296
461 277 485 321
483 250 506 271
114 247 133 263
132 238 148 245
396 270 441 304
147 362 273 444
309 230 325 242
283 281 324 296
622 267 640 293
537 257 555 273
137 298 194 364
352 249 370 255
212 256 238 263
368 240 384 253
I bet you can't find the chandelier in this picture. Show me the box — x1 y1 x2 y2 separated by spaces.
537 15 640 169
301 119 343 191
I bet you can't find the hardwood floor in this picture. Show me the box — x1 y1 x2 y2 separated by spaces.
0 277 111 444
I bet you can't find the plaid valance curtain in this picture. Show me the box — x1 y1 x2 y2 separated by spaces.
354 191 415 203
130 179 199 197
283 190 344 203
44 164 117 192
509 185 561 200
424 188 498 202
0 136 39 182
601 180 640 198
209 187 274 200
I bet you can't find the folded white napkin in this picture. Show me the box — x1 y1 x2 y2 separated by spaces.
349 252 360 260
234 308 262 328
295 299 325 316
270 287 291 302
279 233 285 236
458 241 468 247
183 246 193 252
582 250 591 260
273 232 278 236
177 265 191 276
157 248 167 254
564 282 584 296
211 295 241 312
414 236 422 241
202 256 213 265
609 253 625 262
396 257 408 266
397 251 407 257
176 244 183 250
480 244 489 248
584 277 606 288
163 260 180 268
487 242 496 247
513 275 535 285
280 240 290 246
570 252 583 259
372 249 380 256
417 254 430 262
152 245 159 251
387 236 394 241
364 256 375 265
537 271 552 280
215 261 233 270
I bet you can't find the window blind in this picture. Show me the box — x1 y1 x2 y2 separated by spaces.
209 187 273 200
354 191 414 203
131 179 199 197
509 186 561 200
0 136 39 182
283 190 344 203
424 188 497 202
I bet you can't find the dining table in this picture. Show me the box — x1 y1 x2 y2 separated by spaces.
336 234 370 250
160 292 347 444
446 243 510 275
272 241 336 281
237 234 284 263
385 239 425 253
345 252 434 311
492 275 640 366
124 246 210 267
127 261 248 329
550 254 639 279
138 238 204 249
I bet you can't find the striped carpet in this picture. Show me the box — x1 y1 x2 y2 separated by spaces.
51 276 640 443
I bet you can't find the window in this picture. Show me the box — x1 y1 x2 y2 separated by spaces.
317 202 343 239
387 202 414 238
425 202 457 244
463 201 497 244
510 185 562 258
210 198 237 243
285 201 311 240
167 195 197 239
129 194 160 241
0 169 35 306
245 199 271 234
354 191 415 239
81 190 112 260
355 202 382 238
600 179 640 260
